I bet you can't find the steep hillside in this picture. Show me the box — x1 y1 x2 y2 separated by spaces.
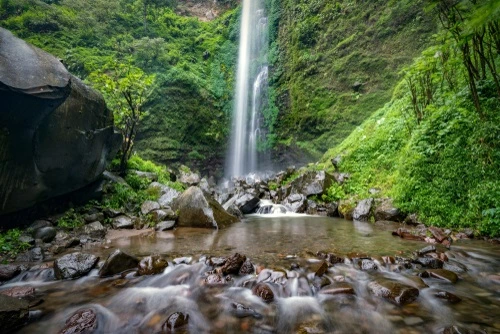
0 0 239 174
266 0 437 159
315 1 500 236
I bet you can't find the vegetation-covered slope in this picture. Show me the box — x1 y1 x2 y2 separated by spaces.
316 1 500 236
0 0 239 173
266 0 437 159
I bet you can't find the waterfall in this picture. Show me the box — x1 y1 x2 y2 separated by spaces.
226 0 268 178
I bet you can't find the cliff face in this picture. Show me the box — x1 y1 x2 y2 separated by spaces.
0 28 120 215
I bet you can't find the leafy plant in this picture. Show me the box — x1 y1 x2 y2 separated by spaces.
0 229 31 256
57 208 84 229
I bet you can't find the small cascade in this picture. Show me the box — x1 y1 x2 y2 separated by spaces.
226 0 269 178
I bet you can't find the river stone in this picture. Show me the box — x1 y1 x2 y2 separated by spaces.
150 208 177 223
414 257 444 269
221 253 246 275
320 282 355 295
158 188 181 208
360 259 378 271
429 226 447 243
54 252 99 280
234 193 260 214
33 225 57 242
374 199 404 222
162 312 189 332
283 193 307 213
137 255 168 276
289 170 334 197
435 291 461 303
0 286 35 300
239 260 255 275
0 28 120 215
83 212 104 224
173 186 238 229
156 221 176 231
252 283 274 303
112 215 133 229
205 273 230 286
141 200 160 215
178 167 200 186
0 294 29 332
421 269 458 283
84 221 106 239
0 264 22 281
312 261 329 277
59 308 97 334
99 249 139 277
368 279 419 305
353 198 374 221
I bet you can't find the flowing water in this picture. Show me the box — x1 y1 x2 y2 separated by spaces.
5 216 500 333
227 0 268 177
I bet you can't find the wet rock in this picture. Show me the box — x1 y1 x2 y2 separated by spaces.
352 198 374 221
173 186 239 229
207 257 227 267
0 28 120 216
59 308 97 334
435 291 461 303
283 193 307 213
221 253 246 275
84 221 106 239
429 227 447 243
205 273 230 286
99 249 139 277
440 325 487 334
319 282 355 295
29 220 53 232
234 193 260 214
368 279 419 305
103 208 123 218
420 269 458 283
289 170 334 197
54 252 99 280
325 253 344 265
360 259 378 271
173 257 192 265
16 247 44 262
0 264 22 281
374 199 405 222
34 226 57 243
155 221 176 231
137 255 168 276
162 312 189 332
231 302 262 319
141 200 160 215
239 260 255 275
338 199 355 220
0 286 35 300
112 215 133 229
150 208 177 223
252 283 274 303
312 276 332 290
392 228 425 241
226 204 244 218
417 245 436 256
414 257 443 269
443 261 467 273
0 294 29 332
83 212 104 224
312 261 329 277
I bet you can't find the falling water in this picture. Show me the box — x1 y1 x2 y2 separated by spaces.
226 0 268 178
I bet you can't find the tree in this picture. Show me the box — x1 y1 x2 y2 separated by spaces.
88 62 155 174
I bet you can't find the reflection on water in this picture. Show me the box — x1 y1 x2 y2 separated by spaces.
5 216 500 333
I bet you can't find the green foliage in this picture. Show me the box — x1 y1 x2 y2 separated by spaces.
322 183 346 202
0 229 31 256
268 181 279 191
57 208 84 229
127 155 173 185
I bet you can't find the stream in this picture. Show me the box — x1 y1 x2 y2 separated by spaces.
4 215 500 333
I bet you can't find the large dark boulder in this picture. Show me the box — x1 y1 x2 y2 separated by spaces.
99 249 139 277
283 193 307 213
374 199 405 222
0 294 29 332
0 27 120 215
289 171 334 197
54 252 99 280
353 198 374 221
173 186 239 229
368 279 419 305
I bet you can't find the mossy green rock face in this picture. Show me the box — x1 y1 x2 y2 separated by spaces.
0 27 121 215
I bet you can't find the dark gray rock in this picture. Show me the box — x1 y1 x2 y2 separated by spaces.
137 255 168 276
54 252 99 279
374 199 405 222
84 221 106 239
0 294 29 332
112 215 133 229
83 212 104 224
178 167 200 186
34 226 57 243
157 188 181 208
0 27 121 215
289 171 334 197
283 193 307 213
29 220 52 231
333 172 351 185
150 208 177 223
99 249 139 277
368 279 419 305
234 193 260 214
0 264 21 281
173 186 238 229
155 221 176 231
353 198 374 221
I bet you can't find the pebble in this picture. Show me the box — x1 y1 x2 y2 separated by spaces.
403 317 423 326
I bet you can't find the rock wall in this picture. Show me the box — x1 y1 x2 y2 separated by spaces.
0 28 121 215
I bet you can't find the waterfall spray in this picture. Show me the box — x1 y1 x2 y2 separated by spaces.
226 0 268 178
